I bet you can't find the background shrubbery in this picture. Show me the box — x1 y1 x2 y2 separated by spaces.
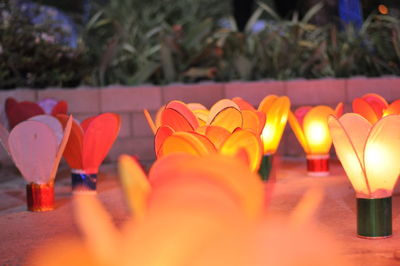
1 0 400 89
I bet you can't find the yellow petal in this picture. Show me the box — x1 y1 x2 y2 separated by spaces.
205 126 231 149
118 154 151 218
161 132 214 156
288 111 310 154
384 99 400 116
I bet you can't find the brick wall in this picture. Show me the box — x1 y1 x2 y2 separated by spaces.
1 77 400 166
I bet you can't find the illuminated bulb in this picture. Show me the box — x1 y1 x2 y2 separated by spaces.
289 104 343 176
328 113 400 238
378 4 389 15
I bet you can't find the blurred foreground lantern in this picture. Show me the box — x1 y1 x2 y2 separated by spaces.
257 95 290 181
289 104 343 176
56 113 120 194
328 114 400 238
0 115 72 211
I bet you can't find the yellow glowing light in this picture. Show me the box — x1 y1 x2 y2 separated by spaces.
306 122 327 146
378 4 389 15
328 114 400 199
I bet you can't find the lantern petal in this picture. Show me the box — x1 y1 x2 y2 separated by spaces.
56 114 84 170
257 95 278 113
220 129 262 172
241 110 262 135
51 100 68 116
352 98 379 124
384 99 400 116
0 123 10 155
187 103 207 111
208 107 243 133
294 106 312 127
260 96 290 154
155 126 174 158
328 115 370 196
166 101 199 130
8 121 57 184
303 106 334 154
160 132 213 157
364 115 400 197
288 111 310 154
205 126 231 149
6 98 45 129
334 102 344 118
82 113 121 173
161 108 195 132
208 99 240 120
155 105 165 128
193 109 209 126
232 97 256 111
118 154 151 219
29 115 64 146
143 109 157 135
362 93 388 117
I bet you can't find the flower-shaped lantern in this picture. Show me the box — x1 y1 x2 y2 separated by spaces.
256 95 291 180
56 113 120 194
353 93 400 123
289 103 343 176
328 113 400 238
0 115 72 211
5 97 68 129
154 100 263 173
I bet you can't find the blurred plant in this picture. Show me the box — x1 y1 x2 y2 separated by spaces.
0 1 91 89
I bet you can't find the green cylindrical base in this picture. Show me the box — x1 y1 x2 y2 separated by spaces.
357 197 392 239
258 154 273 181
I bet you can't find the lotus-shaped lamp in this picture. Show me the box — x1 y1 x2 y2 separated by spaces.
5 97 68 129
56 113 120 194
288 103 343 176
328 113 400 238
0 115 72 211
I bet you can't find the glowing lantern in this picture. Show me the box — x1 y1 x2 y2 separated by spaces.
289 103 343 176
328 114 400 238
56 113 120 194
5 97 68 129
257 95 290 180
0 115 72 211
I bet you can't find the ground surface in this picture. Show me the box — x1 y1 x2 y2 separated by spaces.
1 159 400 265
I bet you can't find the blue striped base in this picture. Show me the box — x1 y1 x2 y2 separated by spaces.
71 171 97 193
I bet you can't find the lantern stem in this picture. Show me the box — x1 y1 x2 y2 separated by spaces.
71 169 97 194
258 154 274 181
26 182 55 212
306 154 329 176
357 197 392 239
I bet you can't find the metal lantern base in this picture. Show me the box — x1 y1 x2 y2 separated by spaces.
26 182 55 212
306 155 329 177
258 154 273 181
71 169 97 194
357 197 392 239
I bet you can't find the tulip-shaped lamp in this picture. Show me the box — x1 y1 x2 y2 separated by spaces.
289 104 343 176
0 115 72 211
56 113 120 194
257 96 290 181
328 114 400 238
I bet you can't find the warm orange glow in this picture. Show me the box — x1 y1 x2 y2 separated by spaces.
258 95 290 154
328 114 400 198
352 93 391 123
378 4 389 15
289 105 340 156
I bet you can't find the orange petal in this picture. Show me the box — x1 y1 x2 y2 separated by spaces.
220 128 263 172
143 109 157 135
205 126 231 149
334 102 344 117
288 111 310 154
82 113 120 173
294 106 312 127
165 100 199 130
161 108 195 132
352 98 380 124
118 154 151 218
241 110 262 135
160 132 213 157
232 97 256 111
257 95 278 113
187 103 207 111
55 114 84 169
51 100 68 116
154 126 174 158
362 93 388 118
384 99 400 116
155 105 165 128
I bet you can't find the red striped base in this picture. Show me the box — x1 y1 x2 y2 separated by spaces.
26 183 55 212
306 155 329 177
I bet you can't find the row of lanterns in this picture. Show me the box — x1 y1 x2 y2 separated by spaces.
144 93 400 239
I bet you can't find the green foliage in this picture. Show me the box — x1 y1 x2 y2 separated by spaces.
84 1 400 86
0 2 91 89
